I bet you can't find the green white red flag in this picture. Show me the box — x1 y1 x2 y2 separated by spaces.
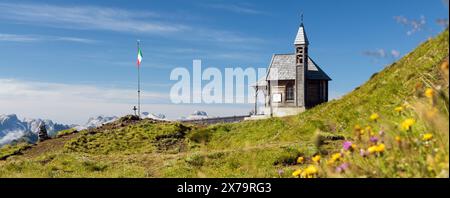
137 46 143 67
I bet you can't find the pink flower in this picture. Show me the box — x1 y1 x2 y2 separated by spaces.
360 149 368 157
370 136 379 144
278 169 284 176
336 163 350 173
379 130 385 137
343 141 353 151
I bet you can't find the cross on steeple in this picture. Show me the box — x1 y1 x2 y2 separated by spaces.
294 12 309 45
301 12 304 25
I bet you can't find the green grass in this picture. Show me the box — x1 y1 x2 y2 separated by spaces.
56 128 78 138
0 30 448 178
64 121 192 155
0 143 32 160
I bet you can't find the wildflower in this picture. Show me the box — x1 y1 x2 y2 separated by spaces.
395 106 404 112
401 118 415 131
354 125 363 137
292 169 302 178
297 157 305 164
368 146 378 154
378 130 385 137
331 153 342 162
370 136 379 144
343 141 353 151
370 113 380 122
312 155 321 163
360 149 368 157
375 144 385 153
368 144 385 154
359 129 365 135
395 136 402 143
422 133 433 141
302 165 318 178
425 88 434 98
278 169 284 177
336 163 350 173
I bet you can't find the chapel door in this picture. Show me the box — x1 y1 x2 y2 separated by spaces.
306 80 321 108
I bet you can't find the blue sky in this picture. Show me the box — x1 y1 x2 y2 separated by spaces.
0 0 448 124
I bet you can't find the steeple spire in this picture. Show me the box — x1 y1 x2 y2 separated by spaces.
301 12 304 26
294 13 309 45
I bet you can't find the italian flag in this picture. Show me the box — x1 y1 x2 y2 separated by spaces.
137 47 143 67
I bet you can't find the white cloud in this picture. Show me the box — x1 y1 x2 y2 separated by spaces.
362 49 401 60
204 3 264 15
0 3 186 34
390 50 401 58
0 33 96 43
0 34 40 42
394 15 426 36
0 79 252 124
0 2 265 46
53 36 97 44
0 130 25 145
0 79 168 124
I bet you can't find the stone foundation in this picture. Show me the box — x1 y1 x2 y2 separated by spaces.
265 107 305 117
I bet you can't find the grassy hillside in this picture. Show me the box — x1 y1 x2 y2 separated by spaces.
0 30 448 178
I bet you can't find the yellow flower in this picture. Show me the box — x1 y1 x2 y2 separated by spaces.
368 146 378 154
395 136 402 143
292 169 302 177
375 144 385 153
425 88 434 98
312 155 321 163
331 153 342 162
368 144 385 154
401 118 415 131
370 113 380 121
394 106 404 112
327 153 342 165
359 129 365 135
302 165 318 178
422 133 433 141
297 157 304 164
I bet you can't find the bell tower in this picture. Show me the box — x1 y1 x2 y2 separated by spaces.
294 14 309 107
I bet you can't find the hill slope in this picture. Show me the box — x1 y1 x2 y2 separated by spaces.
0 30 448 178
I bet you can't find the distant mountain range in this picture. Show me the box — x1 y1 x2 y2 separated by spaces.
74 115 118 131
0 111 203 146
179 111 209 120
0 114 71 145
0 114 119 146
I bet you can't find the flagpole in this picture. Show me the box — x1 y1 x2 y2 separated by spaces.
137 40 141 118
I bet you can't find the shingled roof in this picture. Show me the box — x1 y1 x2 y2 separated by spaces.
266 54 331 81
294 24 309 45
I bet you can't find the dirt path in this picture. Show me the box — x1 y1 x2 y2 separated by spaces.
21 133 79 158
